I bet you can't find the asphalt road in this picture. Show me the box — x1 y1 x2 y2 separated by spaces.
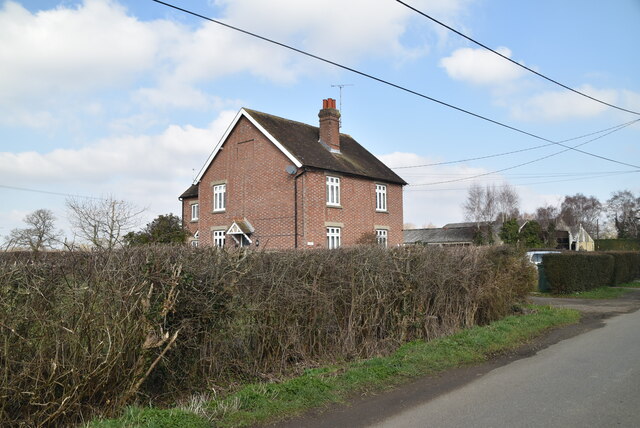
370 307 640 428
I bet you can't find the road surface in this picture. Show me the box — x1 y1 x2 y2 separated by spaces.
370 307 640 428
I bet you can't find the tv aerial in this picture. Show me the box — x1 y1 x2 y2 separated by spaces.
331 83 354 128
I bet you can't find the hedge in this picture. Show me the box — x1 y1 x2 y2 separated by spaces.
0 245 535 427
596 239 640 251
604 251 640 285
542 253 615 294
542 251 640 293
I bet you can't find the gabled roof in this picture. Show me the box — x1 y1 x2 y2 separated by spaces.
193 108 406 186
227 218 254 235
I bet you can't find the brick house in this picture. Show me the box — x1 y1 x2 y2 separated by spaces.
179 99 406 249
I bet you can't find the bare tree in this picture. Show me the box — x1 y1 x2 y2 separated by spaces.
559 193 602 235
535 204 559 228
66 196 144 250
606 190 639 238
496 184 520 222
463 183 485 224
4 209 62 252
464 183 517 225
483 184 498 223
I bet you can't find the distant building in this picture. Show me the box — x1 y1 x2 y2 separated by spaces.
404 222 502 246
554 222 594 251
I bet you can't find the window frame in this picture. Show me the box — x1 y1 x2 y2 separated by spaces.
213 230 225 248
191 231 199 247
375 184 387 212
191 203 199 221
326 227 341 249
213 184 226 212
376 229 388 248
326 176 341 207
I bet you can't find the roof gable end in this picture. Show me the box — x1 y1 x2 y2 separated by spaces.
194 108 303 183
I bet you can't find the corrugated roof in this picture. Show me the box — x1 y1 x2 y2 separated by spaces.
404 227 476 244
442 221 494 229
244 109 407 185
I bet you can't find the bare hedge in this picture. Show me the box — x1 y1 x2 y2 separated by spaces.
0 245 534 426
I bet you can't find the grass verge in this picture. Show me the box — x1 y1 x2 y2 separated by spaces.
536 286 632 300
617 280 640 288
89 305 579 428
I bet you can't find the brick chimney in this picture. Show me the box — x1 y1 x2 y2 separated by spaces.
318 98 341 152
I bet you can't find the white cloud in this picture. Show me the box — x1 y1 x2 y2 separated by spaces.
0 0 158 102
216 0 422 62
0 0 477 115
620 89 640 113
0 109 241 238
510 85 620 121
439 46 525 86
0 109 237 190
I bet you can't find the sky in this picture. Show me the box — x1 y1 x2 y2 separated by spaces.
1 0 639 242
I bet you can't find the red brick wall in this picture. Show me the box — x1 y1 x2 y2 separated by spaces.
182 197 199 241
299 171 403 248
193 116 299 248
182 115 404 249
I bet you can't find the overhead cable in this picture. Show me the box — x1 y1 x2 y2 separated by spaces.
151 0 637 170
391 119 640 169
395 0 640 116
404 170 640 192
0 184 103 200
407 119 639 186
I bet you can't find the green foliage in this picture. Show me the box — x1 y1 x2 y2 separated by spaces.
89 406 211 428
603 251 640 285
519 221 544 248
544 223 556 247
596 239 640 251
539 286 631 299
543 253 615 294
499 218 519 244
124 214 189 246
542 251 640 294
618 281 640 288
473 229 484 245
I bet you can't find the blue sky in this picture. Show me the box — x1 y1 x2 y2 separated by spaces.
1 0 639 240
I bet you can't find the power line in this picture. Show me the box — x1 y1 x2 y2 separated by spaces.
401 170 633 178
404 170 640 192
151 1 637 170
391 119 640 169
0 184 103 200
407 119 639 186
395 0 640 116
